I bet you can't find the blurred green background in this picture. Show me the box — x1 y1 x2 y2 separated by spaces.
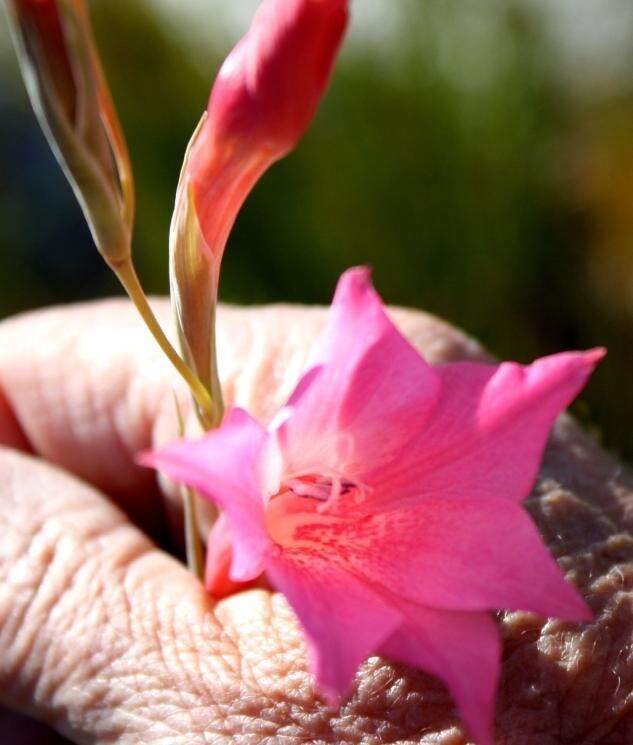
0 0 632 460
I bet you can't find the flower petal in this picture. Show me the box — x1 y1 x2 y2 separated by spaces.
276 267 440 482
266 552 402 704
204 514 235 596
366 349 605 508
292 497 591 620
201 0 348 169
380 605 500 745
204 513 262 597
139 408 271 582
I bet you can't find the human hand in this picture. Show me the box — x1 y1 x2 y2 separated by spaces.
0 299 631 744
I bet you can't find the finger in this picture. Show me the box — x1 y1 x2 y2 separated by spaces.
2 312 633 742
0 298 484 531
0 301 172 525
0 445 471 744
0 445 261 743
2 443 633 744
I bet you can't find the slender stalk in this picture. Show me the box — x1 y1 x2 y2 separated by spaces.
172 393 205 578
114 259 215 430
115 259 211 581
182 485 205 578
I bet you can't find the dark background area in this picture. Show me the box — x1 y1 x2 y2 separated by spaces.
0 0 632 461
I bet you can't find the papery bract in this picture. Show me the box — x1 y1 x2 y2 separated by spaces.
169 0 348 416
141 268 603 745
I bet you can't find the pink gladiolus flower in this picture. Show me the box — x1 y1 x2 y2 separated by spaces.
141 268 603 745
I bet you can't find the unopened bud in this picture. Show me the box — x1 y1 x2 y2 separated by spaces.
7 0 134 266
190 0 348 256
170 0 348 424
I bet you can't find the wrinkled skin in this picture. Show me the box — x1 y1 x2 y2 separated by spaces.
0 299 631 745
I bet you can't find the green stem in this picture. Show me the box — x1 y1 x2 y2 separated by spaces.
172 392 205 579
114 259 211 582
114 259 215 431
182 485 205 578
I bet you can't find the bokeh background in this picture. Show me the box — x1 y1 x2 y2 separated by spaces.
0 0 632 461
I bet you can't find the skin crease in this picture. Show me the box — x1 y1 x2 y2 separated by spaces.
0 299 632 744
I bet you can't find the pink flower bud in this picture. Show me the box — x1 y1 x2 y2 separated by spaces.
188 0 349 260
170 0 348 421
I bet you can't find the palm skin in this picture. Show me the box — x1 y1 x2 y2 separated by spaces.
0 298 631 744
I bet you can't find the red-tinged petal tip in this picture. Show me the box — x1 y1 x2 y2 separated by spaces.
11 0 77 123
207 0 349 156
186 0 349 258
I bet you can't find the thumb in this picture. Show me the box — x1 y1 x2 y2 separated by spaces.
0 446 312 744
